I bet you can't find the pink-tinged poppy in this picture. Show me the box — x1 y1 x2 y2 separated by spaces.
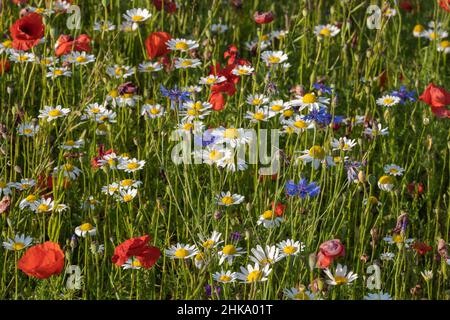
253 11 274 24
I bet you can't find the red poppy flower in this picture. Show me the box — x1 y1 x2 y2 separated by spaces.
111 235 161 269
253 11 274 24
209 91 225 111
55 34 92 57
145 31 172 60
0 59 11 75
440 0 450 12
91 145 116 169
12 0 29 6
272 202 285 217
407 182 424 195
419 83 450 118
399 1 413 12
412 242 432 255
316 239 345 269
18 242 65 279
9 12 44 51
152 0 177 13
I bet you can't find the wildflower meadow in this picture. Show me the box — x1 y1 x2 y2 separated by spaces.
0 0 450 302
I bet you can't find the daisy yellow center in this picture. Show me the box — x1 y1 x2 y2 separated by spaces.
379 175 394 185
181 60 193 67
334 276 348 285
238 68 248 75
320 28 331 36
247 270 262 282
260 258 273 266
260 34 269 41
18 55 29 61
271 104 282 111
441 40 450 48
283 109 294 117
48 109 62 117
309 146 325 159
35 8 45 13
150 107 160 115
174 248 189 258
115 67 124 75
12 242 25 251
393 234 403 243
123 194 133 202
21 183 30 189
413 25 424 33
389 168 398 173
175 42 189 50
2 40 12 48
91 107 100 113
193 102 203 110
383 98 394 105
23 128 33 134
0 182 6 188
183 123 194 131
187 109 199 116
368 196 378 205
302 93 317 104
268 56 280 64
127 162 139 170
109 90 119 98
252 98 262 105
224 128 238 139
131 259 142 267
221 196 234 205
294 120 307 129
99 116 109 122
64 164 74 171
131 15 144 21
80 223 93 231
253 112 265 120
65 140 75 146
122 93 133 98
283 246 297 255
76 56 87 63
195 253 203 261
222 245 236 255
429 32 437 40
37 204 49 212
203 239 215 248
219 275 232 282
41 59 51 65
26 195 37 202
54 69 64 76
121 179 134 187
294 292 310 300
209 150 222 161
206 77 215 84
262 210 274 220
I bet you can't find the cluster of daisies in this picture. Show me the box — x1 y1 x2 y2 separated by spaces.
413 21 449 53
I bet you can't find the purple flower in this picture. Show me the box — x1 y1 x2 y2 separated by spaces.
305 107 332 126
285 180 298 196
205 284 221 297
391 86 416 104
344 159 362 183
160 84 191 109
313 82 333 95
230 232 241 242
286 178 320 198
194 129 216 147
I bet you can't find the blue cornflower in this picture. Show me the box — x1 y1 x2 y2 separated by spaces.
391 86 416 104
304 107 332 125
285 178 320 198
160 84 191 109
313 82 333 95
194 129 217 147
344 159 363 183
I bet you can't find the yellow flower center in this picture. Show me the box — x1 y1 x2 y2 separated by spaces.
320 28 331 37
195 253 203 261
294 292 310 300
54 69 64 76
131 259 142 267
368 196 378 205
187 109 199 116
114 67 124 75
18 55 29 62
23 128 33 134
202 239 215 248
379 175 394 185
206 77 215 84
260 258 273 266
271 104 282 112
174 248 189 258
48 109 62 117
25 195 37 202
441 40 450 48
221 196 234 205
0 181 7 188
268 56 280 64
175 42 189 50
283 109 294 117
121 179 134 187
247 270 262 282
302 93 317 104
383 98 394 105
262 210 274 220
252 98 262 105
37 204 49 212
238 68 248 75
131 15 144 22
181 60 193 67
150 107 160 115
429 32 437 40
64 164 74 171
334 276 348 285
309 146 325 159
219 275 232 282
209 150 222 161
109 90 119 98
12 242 25 251
393 234 403 243
65 140 75 146
224 128 238 139
127 162 139 170
294 120 307 129
413 25 424 33
21 183 30 189
253 112 265 120
76 56 87 63
283 246 297 255
2 40 12 48
389 168 398 173
222 245 237 255
80 223 93 231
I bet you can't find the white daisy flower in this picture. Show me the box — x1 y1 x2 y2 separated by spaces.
166 38 199 52
19 194 39 210
281 116 315 133
2 234 33 251
212 127 253 148
384 7 396 17
14 178 36 191
288 93 330 111
438 40 450 54
138 61 163 73
378 175 395 191
364 292 393 300
261 50 288 65
17 122 39 137
298 145 335 169
199 75 227 86
165 243 198 259
331 137 357 152
123 8 152 23
0 181 13 197
176 120 205 135
53 163 82 180
102 182 120 195
216 192 244 206
75 223 97 237
423 29 448 41
61 139 84 150
65 51 96 65
195 145 232 165
37 56 58 66
38 105 70 122
141 104 165 118
9 50 36 63
380 252 395 261
324 264 358 286
212 270 237 284
218 244 244 265
118 158 145 173
257 210 283 228
236 263 272 283
198 231 223 249
118 188 138 203
120 21 139 32
32 198 54 213
384 164 405 176
376 95 401 107
283 288 316 300
232 65 254 76
174 58 201 69
364 123 389 138
277 239 305 257
245 106 276 123
413 24 426 37
94 20 116 32
106 65 135 79
246 94 269 107
249 245 283 266
211 24 228 33
95 110 117 124
313 24 340 38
